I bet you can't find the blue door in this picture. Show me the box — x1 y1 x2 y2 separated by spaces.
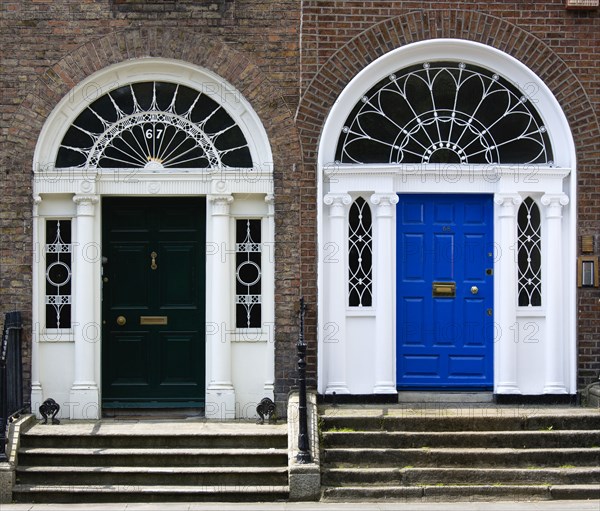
396 194 494 389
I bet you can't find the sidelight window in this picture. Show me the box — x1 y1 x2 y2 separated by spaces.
517 197 542 307
348 197 373 307
45 219 72 328
235 219 262 328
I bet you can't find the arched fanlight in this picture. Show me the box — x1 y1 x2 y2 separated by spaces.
56 81 253 169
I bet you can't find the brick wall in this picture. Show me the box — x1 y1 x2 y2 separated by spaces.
1 0 598 411
0 0 304 410
297 0 600 390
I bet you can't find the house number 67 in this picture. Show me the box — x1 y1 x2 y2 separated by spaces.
145 128 163 139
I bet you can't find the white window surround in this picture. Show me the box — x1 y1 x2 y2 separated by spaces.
317 39 577 396
31 59 275 419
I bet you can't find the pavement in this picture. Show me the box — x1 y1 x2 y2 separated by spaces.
1 500 599 511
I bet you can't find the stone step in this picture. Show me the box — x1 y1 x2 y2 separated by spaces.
20 432 288 450
322 466 600 486
12 484 290 503
320 414 600 432
321 484 600 501
323 447 600 468
322 430 600 449
18 447 288 467
16 465 289 487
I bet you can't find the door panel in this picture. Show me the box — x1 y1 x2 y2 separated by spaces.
102 197 206 408
396 194 494 389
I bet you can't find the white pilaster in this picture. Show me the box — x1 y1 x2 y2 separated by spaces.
323 193 352 394
206 194 236 418
69 194 100 419
541 193 569 394
263 194 275 397
370 193 399 394
31 195 43 413
494 193 522 394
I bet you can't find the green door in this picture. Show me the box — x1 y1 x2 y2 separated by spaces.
102 197 206 408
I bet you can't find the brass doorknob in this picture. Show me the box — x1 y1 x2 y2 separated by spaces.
116 315 127 326
471 286 479 295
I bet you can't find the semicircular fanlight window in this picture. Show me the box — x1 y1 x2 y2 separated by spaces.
56 81 252 169
335 61 553 165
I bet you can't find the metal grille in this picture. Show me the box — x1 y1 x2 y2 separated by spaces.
336 61 553 165
236 219 262 328
348 197 373 307
518 197 542 307
56 81 252 169
45 220 72 328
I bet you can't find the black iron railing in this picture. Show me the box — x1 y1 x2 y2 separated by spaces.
1 311 23 462
296 297 311 463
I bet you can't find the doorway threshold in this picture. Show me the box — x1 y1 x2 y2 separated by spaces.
397 392 494 404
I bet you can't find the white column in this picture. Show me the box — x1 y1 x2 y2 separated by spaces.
494 194 522 394
323 193 351 394
31 195 43 414
69 194 100 419
263 194 275 397
541 193 569 394
370 193 399 394
206 194 236 418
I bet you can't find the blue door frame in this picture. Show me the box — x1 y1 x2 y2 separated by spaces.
396 194 494 389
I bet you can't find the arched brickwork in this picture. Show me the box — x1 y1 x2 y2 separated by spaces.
2 26 305 409
297 9 600 390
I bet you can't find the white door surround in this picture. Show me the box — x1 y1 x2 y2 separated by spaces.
32 58 275 419
317 39 577 397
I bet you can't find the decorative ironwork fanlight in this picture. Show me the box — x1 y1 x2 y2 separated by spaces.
335 61 553 165
56 81 252 169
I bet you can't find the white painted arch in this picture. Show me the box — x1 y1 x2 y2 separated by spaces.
317 39 577 396
31 58 275 420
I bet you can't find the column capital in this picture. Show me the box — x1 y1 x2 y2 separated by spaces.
265 194 275 216
370 193 398 217
494 193 521 217
33 195 42 216
324 193 351 217
209 194 234 215
73 194 99 216
324 192 352 207
541 193 569 208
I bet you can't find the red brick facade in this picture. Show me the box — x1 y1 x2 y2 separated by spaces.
1 1 598 410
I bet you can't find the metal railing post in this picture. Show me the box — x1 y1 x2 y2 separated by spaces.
296 297 311 464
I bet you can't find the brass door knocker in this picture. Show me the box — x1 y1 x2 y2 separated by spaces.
150 251 158 270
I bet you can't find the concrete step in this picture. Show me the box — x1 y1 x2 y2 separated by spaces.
322 466 600 486
17 447 288 467
16 465 289 486
322 447 600 468
20 432 288 450
321 413 600 432
322 430 600 449
12 484 290 503
321 484 600 501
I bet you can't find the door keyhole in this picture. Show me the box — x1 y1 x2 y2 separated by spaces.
150 251 158 270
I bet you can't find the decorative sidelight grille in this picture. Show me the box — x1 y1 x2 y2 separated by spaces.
45 220 72 328
236 219 262 328
348 197 373 307
517 197 542 307
336 62 553 166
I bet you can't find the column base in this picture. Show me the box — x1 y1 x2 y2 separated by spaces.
373 383 397 394
495 384 521 394
31 384 44 419
543 384 568 394
324 383 350 395
68 384 99 419
205 388 237 419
